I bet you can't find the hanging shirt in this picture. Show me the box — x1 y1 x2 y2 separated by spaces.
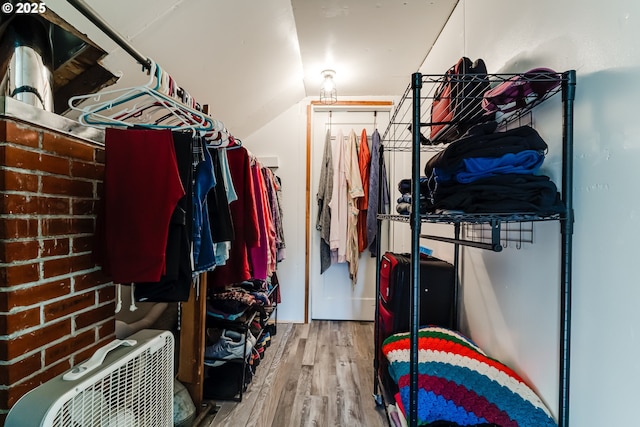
100 128 185 283
316 129 334 273
261 166 280 272
208 146 260 289
357 128 371 253
133 131 195 303
345 130 365 283
248 160 274 280
328 130 345 262
273 174 286 262
192 144 216 274
367 129 390 257
219 148 238 203
207 148 235 266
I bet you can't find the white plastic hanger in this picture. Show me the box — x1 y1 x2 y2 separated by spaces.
68 59 217 132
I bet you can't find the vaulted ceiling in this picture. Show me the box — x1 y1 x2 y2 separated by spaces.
45 0 458 137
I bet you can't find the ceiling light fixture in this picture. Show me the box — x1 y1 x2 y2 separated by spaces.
319 69 337 104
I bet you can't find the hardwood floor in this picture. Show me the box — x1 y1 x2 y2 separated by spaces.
196 320 389 427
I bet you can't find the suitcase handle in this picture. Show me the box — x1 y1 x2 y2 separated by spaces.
62 339 137 381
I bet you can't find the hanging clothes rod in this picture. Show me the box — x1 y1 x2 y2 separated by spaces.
65 0 211 115
66 0 152 71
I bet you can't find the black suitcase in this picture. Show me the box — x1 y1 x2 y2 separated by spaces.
382 251 456 333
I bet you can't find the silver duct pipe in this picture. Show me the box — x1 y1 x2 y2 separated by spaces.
0 15 54 111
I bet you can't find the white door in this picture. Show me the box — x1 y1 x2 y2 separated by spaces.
309 107 391 320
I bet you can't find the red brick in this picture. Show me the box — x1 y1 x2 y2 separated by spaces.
0 145 40 170
71 160 104 181
42 256 74 278
0 170 38 192
97 318 115 340
0 279 71 311
0 193 39 215
41 238 70 257
74 270 111 292
39 153 71 176
0 240 39 262
1 358 70 407
43 292 94 322
72 198 97 216
43 254 95 278
97 284 116 304
41 217 93 236
0 307 40 334
41 217 72 236
44 329 95 366
95 148 106 164
37 196 71 215
0 263 40 286
75 303 115 330
0 218 37 239
77 253 97 272
72 235 93 253
42 132 96 161
41 175 94 198
0 352 41 385
3 121 41 148
73 219 95 235
0 318 71 360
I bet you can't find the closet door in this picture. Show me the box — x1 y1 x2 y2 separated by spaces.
309 108 390 321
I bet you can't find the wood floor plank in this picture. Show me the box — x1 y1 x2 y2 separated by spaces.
208 323 294 426
310 321 338 426
200 320 391 427
299 395 328 427
297 322 310 339
246 325 303 427
301 319 319 366
268 336 307 427
285 365 313 427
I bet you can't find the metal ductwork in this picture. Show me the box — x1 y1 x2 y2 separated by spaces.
0 14 54 111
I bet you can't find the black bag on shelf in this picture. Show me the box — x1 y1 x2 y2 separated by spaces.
429 57 491 144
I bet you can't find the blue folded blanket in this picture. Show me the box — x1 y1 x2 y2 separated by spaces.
435 150 544 184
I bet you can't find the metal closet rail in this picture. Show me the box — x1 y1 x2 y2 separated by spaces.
66 0 152 71
66 0 211 116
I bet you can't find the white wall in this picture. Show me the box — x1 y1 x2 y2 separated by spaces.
418 1 640 426
242 101 308 323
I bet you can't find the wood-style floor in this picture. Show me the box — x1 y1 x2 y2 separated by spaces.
196 320 389 427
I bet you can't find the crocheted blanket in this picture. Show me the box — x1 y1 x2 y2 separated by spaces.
382 327 557 427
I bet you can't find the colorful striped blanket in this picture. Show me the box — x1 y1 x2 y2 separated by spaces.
382 327 557 427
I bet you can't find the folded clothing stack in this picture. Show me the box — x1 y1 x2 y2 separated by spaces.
421 121 564 214
395 177 429 215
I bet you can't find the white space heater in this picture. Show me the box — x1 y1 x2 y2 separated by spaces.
6 329 174 427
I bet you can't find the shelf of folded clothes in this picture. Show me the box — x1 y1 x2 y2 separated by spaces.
383 121 567 230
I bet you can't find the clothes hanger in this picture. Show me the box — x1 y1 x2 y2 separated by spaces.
68 59 215 132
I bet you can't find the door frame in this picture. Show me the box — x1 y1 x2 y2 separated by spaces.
304 100 393 323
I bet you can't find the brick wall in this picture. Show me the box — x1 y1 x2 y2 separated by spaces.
0 119 113 424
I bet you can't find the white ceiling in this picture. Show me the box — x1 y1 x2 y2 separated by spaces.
47 0 457 137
